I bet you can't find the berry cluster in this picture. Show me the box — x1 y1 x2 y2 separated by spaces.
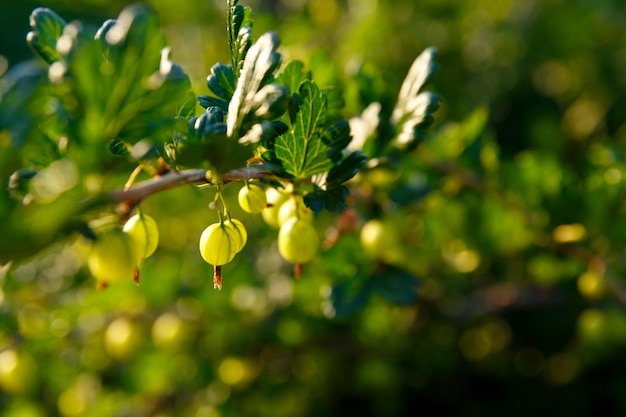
87 181 321 290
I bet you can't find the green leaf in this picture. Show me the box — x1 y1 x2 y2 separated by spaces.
108 138 130 156
327 151 367 186
206 63 236 105
276 60 311 95
330 273 374 319
275 81 332 179
198 95 228 112
0 62 46 149
167 107 255 173
227 31 283 139
303 184 350 212
94 19 117 44
321 86 345 121
227 0 253 79
26 7 67 64
428 106 489 159
258 121 289 164
323 119 352 162
329 264 419 317
370 265 419 306
390 47 440 150
63 6 194 149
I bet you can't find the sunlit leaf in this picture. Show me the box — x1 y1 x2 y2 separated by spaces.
227 31 283 139
26 7 67 64
276 60 311 95
275 81 331 179
390 47 440 150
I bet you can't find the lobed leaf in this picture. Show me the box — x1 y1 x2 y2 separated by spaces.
26 7 67 64
274 81 331 179
390 47 441 150
391 47 438 122
275 60 311 95
347 102 381 153
227 31 283 140
323 119 352 162
326 151 367 186
206 63 236 105
64 6 194 150
198 95 228 112
303 184 350 212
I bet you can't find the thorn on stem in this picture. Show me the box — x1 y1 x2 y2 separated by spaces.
214 265 223 290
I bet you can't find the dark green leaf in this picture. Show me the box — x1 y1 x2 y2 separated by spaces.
326 151 367 186
108 138 129 156
321 86 345 121
198 96 228 111
323 119 352 162
206 63 236 103
26 7 67 64
304 184 350 212
388 173 430 205
330 274 374 319
259 121 289 166
370 265 419 306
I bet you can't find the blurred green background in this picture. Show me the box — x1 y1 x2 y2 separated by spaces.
2 0 626 416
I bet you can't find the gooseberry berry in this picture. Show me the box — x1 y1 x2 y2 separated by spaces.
224 218 247 253
261 187 289 228
277 197 313 226
123 212 159 259
88 228 139 284
278 217 319 265
199 222 241 266
359 219 400 261
238 183 267 213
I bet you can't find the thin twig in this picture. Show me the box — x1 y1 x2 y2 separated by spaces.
108 165 277 208
110 169 209 207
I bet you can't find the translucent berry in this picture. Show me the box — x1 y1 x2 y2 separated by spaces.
88 228 139 284
238 183 267 213
278 217 319 265
123 212 159 259
199 222 240 266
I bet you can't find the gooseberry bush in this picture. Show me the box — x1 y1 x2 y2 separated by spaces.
0 0 439 304
4 1 626 415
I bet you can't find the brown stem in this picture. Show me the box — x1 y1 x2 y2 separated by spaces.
108 165 277 210
110 169 208 207
220 166 280 183
214 265 222 290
